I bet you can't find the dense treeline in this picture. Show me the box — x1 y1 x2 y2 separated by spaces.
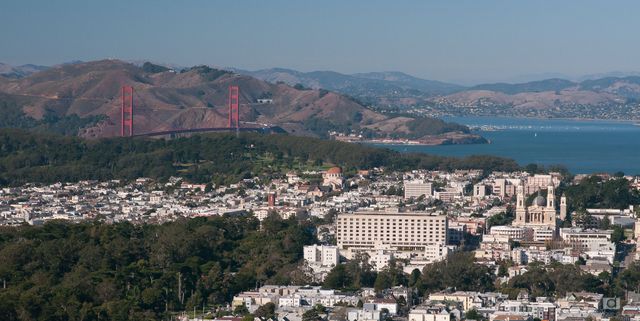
415 252 495 294
322 252 495 296
4 215 640 320
501 263 605 298
564 176 640 210
0 128 520 186
499 260 640 299
404 117 470 137
0 215 316 321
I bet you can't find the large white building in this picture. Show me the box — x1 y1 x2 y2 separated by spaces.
404 180 433 200
473 183 488 198
434 189 461 202
303 244 339 267
526 174 561 194
490 225 526 240
336 211 448 260
491 178 518 198
560 228 613 250
303 245 340 282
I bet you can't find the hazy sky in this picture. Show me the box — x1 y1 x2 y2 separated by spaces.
1 0 639 84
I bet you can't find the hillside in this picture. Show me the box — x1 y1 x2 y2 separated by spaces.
0 60 480 142
232 67 463 106
7 61 640 122
352 71 464 94
469 78 576 94
232 67 640 120
0 62 48 79
428 77 640 119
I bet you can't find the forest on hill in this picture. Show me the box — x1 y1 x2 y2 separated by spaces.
0 215 316 321
0 129 520 187
2 216 639 321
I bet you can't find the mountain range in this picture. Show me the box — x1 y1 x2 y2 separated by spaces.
0 63 48 79
231 67 640 119
4 61 640 124
0 60 481 143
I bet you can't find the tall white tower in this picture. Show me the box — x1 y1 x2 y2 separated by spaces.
546 184 555 209
517 184 525 209
515 183 526 225
560 194 567 221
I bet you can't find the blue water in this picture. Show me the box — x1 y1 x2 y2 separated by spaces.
379 116 640 174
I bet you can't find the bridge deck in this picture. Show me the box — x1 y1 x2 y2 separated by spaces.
132 127 274 137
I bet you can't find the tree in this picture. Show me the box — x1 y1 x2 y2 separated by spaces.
302 309 321 321
323 265 352 290
234 305 250 316
374 272 393 292
408 269 421 287
465 309 484 321
599 217 611 230
418 252 495 295
324 253 376 291
487 207 515 228
498 264 509 277
612 226 626 243
254 302 276 319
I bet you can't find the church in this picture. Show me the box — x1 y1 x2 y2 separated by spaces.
513 183 567 229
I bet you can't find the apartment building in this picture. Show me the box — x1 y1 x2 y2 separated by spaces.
404 181 433 200
303 245 339 267
336 211 448 259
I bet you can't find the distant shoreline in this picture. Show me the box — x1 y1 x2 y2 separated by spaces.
442 115 639 124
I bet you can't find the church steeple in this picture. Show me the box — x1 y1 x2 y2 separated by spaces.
517 183 525 209
547 184 555 209
560 193 567 220
514 182 527 226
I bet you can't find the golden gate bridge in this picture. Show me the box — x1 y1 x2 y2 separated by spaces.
120 85 278 138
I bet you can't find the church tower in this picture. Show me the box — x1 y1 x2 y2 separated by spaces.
544 184 557 226
515 183 526 225
517 184 525 209
560 193 567 221
546 184 555 209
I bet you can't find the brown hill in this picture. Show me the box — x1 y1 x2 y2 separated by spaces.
429 77 640 119
438 88 622 110
0 60 399 138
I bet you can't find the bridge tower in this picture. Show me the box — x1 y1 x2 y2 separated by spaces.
121 85 134 137
228 85 239 129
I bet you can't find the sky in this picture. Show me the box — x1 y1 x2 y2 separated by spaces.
1 0 639 85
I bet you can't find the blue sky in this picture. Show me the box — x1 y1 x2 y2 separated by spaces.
1 0 638 84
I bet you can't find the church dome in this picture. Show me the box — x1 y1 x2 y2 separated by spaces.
326 167 342 174
533 195 546 206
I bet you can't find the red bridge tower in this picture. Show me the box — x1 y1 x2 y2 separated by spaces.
121 86 134 137
228 85 239 129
